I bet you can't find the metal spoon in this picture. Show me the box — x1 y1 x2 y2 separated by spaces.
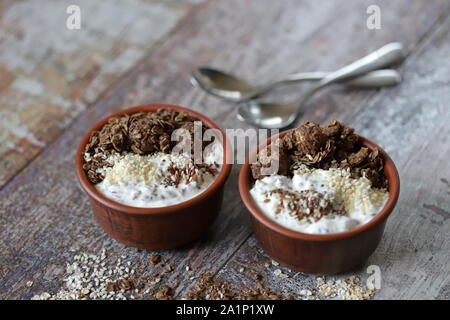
191 68 401 102
237 42 406 128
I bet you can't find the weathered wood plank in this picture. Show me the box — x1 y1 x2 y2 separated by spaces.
212 11 450 300
0 0 348 299
0 0 199 188
0 0 449 300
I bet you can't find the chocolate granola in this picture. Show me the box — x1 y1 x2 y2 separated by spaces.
265 189 346 222
185 273 288 300
83 108 212 184
251 119 387 189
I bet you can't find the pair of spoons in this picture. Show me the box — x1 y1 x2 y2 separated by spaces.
191 42 406 128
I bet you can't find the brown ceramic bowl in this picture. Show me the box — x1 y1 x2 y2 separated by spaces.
75 104 232 250
239 130 400 274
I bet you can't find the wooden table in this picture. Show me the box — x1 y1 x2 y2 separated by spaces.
1 0 449 300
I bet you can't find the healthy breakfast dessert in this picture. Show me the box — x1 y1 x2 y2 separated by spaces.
250 119 389 234
83 108 223 208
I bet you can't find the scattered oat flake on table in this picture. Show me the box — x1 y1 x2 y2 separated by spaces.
272 268 289 278
29 249 370 301
30 249 152 300
317 276 375 300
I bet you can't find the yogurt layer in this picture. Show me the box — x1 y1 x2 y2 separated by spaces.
250 166 388 234
88 142 223 208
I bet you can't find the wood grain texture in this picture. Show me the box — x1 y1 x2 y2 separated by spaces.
0 0 449 299
212 8 450 300
0 0 201 188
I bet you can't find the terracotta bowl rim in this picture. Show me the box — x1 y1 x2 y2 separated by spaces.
238 129 400 242
75 104 232 216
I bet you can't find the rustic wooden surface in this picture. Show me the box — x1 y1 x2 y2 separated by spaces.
0 0 449 300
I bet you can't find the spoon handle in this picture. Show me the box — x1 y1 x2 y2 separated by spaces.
295 42 406 107
320 42 406 86
342 69 401 87
281 69 401 87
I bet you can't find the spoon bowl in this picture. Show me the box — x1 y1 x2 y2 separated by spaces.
237 101 298 128
191 67 257 101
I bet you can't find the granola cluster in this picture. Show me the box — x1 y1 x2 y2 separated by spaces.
185 273 290 300
251 119 387 189
83 108 211 184
264 189 346 222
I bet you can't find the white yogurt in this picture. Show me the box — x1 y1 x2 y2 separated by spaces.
250 166 388 234
90 142 223 208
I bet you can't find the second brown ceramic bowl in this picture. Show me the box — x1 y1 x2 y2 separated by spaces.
75 104 232 250
239 130 400 274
